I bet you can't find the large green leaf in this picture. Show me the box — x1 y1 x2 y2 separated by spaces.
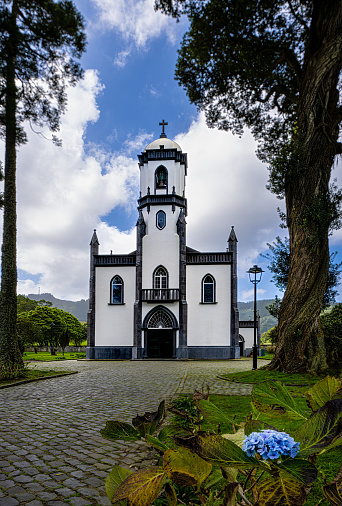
112 466 166 506
244 419 278 436
306 376 342 412
163 447 212 487
145 434 170 453
275 458 318 485
252 381 307 420
132 400 166 437
175 432 263 469
101 421 140 442
105 465 132 503
256 475 307 505
323 480 342 506
294 399 342 457
197 399 234 426
222 427 245 448
202 467 225 489
158 425 191 446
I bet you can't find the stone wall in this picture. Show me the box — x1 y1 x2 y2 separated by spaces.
25 346 86 353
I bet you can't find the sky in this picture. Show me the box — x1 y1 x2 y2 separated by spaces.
1 0 342 303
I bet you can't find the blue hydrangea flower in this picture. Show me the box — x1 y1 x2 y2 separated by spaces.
242 430 300 460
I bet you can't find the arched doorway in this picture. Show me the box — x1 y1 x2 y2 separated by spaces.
143 306 178 358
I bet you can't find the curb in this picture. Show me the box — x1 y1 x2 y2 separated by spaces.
0 370 78 389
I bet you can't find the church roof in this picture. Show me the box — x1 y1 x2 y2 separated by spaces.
144 137 182 152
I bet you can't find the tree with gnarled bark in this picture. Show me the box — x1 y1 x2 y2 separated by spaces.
0 0 86 376
155 0 342 372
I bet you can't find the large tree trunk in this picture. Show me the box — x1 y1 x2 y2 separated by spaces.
0 0 23 372
269 1 342 373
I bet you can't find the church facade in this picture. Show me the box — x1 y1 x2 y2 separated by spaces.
86 125 259 360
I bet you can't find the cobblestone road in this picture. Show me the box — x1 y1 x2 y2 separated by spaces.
0 359 266 506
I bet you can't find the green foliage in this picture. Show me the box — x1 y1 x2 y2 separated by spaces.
17 295 52 314
102 376 342 505
262 238 342 309
18 305 84 348
265 295 282 320
262 325 279 345
321 304 342 371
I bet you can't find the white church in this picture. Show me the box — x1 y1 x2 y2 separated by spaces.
86 122 259 360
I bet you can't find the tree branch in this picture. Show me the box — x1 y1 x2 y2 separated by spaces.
287 0 310 32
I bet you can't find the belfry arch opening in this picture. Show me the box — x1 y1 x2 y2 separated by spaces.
143 306 178 358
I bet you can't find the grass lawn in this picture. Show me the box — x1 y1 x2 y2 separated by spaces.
0 368 75 387
219 367 325 386
23 351 86 361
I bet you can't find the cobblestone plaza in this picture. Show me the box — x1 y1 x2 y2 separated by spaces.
0 359 263 505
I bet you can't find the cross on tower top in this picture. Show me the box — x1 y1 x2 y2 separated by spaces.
159 120 168 138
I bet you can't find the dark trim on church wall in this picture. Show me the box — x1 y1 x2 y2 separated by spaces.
184 346 240 360
133 211 146 359
177 210 188 352
138 194 187 216
228 229 239 351
138 149 188 171
86 346 132 360
186 252 232 264
87 232 99 348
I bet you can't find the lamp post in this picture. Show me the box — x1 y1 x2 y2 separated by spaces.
248 265 264 370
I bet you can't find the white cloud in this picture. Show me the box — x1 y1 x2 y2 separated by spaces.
241 288 267 302
123 131 154 154
85 0 186 65
89 0 181 47
0 69 138 301
175 114 283 275
113 49 130 68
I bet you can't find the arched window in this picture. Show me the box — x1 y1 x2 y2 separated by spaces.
155 166 168 191
153 266 168 289
156 210 166 230
202 274 215 303
147 308 174 329
111 275 123 304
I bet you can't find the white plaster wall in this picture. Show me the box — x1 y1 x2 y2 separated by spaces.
140 159 185 196
95 266 135 346
142 206 179 289
239 327 254 349
187 264 231 346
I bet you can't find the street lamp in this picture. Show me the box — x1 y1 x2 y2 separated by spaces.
247 265 264 370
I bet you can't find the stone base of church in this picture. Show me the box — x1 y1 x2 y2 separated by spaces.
86 346 132 360
178 346 240 360
86 345 241 360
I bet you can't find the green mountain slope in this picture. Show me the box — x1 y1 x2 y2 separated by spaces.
27 293 88 322
26 294 278 333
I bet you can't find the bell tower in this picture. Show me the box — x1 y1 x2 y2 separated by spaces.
134 122 188 358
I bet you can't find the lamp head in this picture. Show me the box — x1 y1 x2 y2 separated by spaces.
247 264 264 284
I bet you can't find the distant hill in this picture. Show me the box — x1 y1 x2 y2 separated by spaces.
27 293 88 322
26 293 278 332
238 299 277 335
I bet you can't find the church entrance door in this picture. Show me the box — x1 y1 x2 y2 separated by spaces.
143 305 178 359
146 329 173 358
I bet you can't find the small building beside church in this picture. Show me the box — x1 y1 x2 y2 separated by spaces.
86 123 259 360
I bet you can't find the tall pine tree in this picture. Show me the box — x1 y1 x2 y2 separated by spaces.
0 0 86 375
156 0 342 372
